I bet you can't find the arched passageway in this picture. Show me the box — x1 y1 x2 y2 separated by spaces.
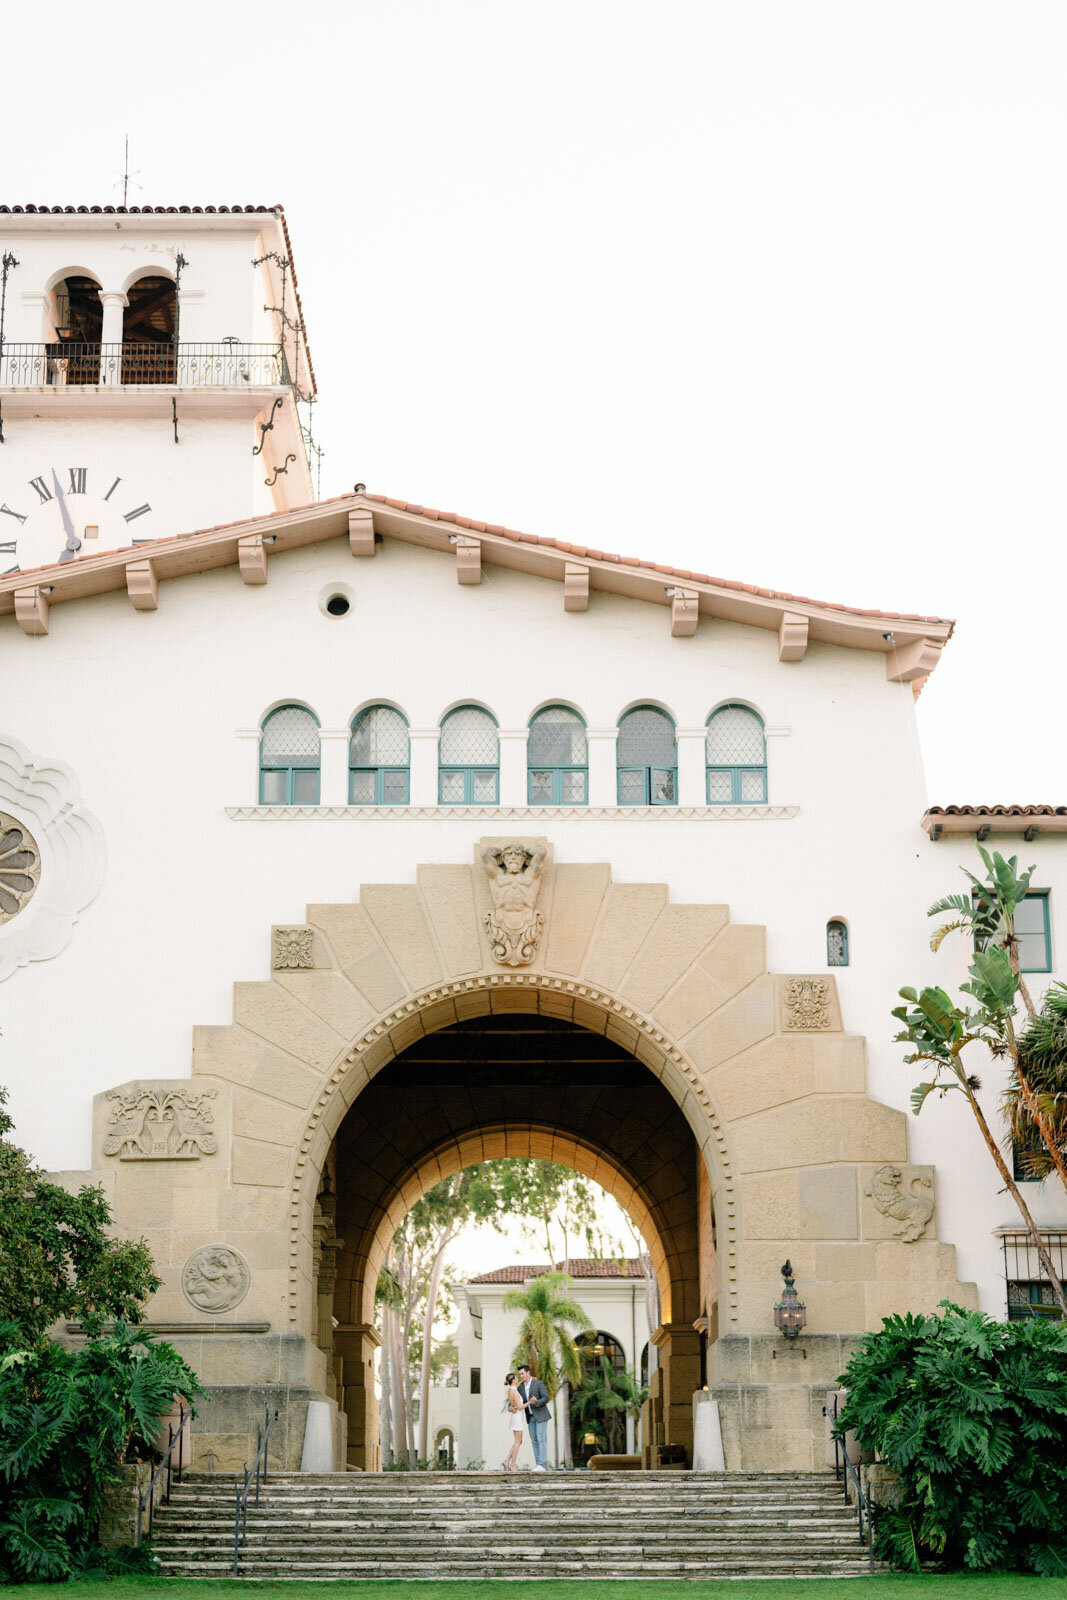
319 1014 714 1469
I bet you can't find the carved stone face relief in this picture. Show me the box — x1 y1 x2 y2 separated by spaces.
181 1245 251 1313
783 977 832 1030
481 841 547 967
103 1087 217 1160
0 812 41 925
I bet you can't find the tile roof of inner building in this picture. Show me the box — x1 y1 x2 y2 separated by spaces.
926 805 1067 817
467 1259 648 1284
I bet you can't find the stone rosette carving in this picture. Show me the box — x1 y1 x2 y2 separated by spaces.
273 926 314 968
783 977 832 1030
104 1087 217 1161
482 841 546 967
0 811 41 925
0 733 105 982
181 1245 251 1313
865 1162 934 1243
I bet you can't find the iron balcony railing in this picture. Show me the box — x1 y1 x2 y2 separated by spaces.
0 341 287 389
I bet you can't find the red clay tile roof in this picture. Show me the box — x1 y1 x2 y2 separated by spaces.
926 806 1067 817
467 1259 647 1284
0 204 316 392
365 495 954 627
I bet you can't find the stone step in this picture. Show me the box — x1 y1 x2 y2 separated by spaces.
156 1517 856 1537
158 1559 876 1579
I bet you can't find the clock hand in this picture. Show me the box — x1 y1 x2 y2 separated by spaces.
52 469 81 563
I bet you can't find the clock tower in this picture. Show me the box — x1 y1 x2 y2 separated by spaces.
0 204 315 579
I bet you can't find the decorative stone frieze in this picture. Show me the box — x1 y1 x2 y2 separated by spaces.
782 977 833 1031
181 1245 251 1312
227 803 801 821
0 810 41 924
481 841 546 967
864 1162 934 1243
104 1086 218 1160
273 926 314 968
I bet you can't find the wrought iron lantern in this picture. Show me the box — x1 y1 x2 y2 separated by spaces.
773 1259 806 1340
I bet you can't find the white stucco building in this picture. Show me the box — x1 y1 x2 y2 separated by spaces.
0 200 1063 1471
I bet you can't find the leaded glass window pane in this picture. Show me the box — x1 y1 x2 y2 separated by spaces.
529 770 554 804
561 770 587 803
261 706 319 767
382 770 409 804
261 770 287 805
652 768 675 804
350 770 376 804
440 708 498 764
350 706 409 768
529 707 587 766
617 707 676 767
827 921 848 966
619 770 646 804
706 707 765 766
740 769 767 802
292 768 319 804
707 770 732 803
440 771 465 804
471 769 498 803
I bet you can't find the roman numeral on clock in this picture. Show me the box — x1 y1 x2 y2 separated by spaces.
29 476 53 504
68 468 87 494
0 504 27 524
124 504 151 523
0 542 18 576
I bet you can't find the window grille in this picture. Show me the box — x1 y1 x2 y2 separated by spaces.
827 920 849 966
617 707 677 806
349 706 410 805
439 707 499 804
972 889 1052 974
528 706 588 804
260 706 320 805
706 705 767 803
999 1230 1067 1320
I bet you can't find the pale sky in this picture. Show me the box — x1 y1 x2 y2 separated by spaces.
4 3 1064 800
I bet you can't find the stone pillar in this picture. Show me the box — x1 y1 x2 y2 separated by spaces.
498 728 529 806
236 728 262 804
98 289 128 351
319 730 349 807
409 729 440 805
676 727 707 807
335 1324 382 1470
587 728 619 807
653 1321 702 1465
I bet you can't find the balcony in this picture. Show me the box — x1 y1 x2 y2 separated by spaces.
0 341 287 390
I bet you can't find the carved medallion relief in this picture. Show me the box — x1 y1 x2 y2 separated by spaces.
103 1087 218 1160
181 1245 251 1313
273 926 314 969
0 811 41 925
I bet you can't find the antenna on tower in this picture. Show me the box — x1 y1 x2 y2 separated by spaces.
115 136 143 206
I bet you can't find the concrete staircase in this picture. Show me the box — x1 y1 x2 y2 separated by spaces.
153 1469 877 1579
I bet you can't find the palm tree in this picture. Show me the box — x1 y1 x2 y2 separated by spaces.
504 1271 592 1465
570 1360 649 1458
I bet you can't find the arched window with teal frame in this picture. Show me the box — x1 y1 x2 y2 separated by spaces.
617 705 677 805
439 706 499 804
827 920 849 967
349 705 410 804
528 706 588 804
706 705 767 803
259 705 320 804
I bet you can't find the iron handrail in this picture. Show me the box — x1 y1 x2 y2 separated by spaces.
825 1393 875 1573
233 1406 278 1576
0 341 287 388
134 1402 187 1549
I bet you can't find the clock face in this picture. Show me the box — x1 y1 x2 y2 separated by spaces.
0 466 154 577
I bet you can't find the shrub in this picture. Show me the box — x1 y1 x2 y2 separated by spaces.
837 1302 1067 1575
0 1321 204 1583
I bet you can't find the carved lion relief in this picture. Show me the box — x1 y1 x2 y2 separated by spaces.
103 1087 218 1161
481 841 546 967
865 1162 934 1243
181 1245 251 1313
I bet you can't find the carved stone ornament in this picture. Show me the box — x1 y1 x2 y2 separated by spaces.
865 1163 934 1243
104 1087 217 1161
482 841 546 967
0 811 41 925
0 733 105 982
783 977 832 1030
273 926 314 968
181 1245 251 1313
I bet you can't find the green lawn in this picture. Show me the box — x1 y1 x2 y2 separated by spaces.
12 1578 1066 1599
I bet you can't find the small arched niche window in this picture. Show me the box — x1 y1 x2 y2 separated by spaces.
827 919 849 967
45 274 103 383
617 706 677 805
121 275 177 383
528 706 588 805
439 706 499 804
349 706 410 805
259 706 320 805
706 705 767 803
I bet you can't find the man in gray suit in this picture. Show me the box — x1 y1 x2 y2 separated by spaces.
516 1363 551 1470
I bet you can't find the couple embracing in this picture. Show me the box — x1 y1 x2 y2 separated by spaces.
502 1362 551 1472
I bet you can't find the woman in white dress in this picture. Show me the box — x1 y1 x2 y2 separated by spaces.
501 1371 527 1472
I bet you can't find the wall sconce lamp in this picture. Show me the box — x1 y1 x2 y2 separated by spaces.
773 1259 806 1340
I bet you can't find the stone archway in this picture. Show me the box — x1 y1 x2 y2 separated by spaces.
92 840 975 1471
